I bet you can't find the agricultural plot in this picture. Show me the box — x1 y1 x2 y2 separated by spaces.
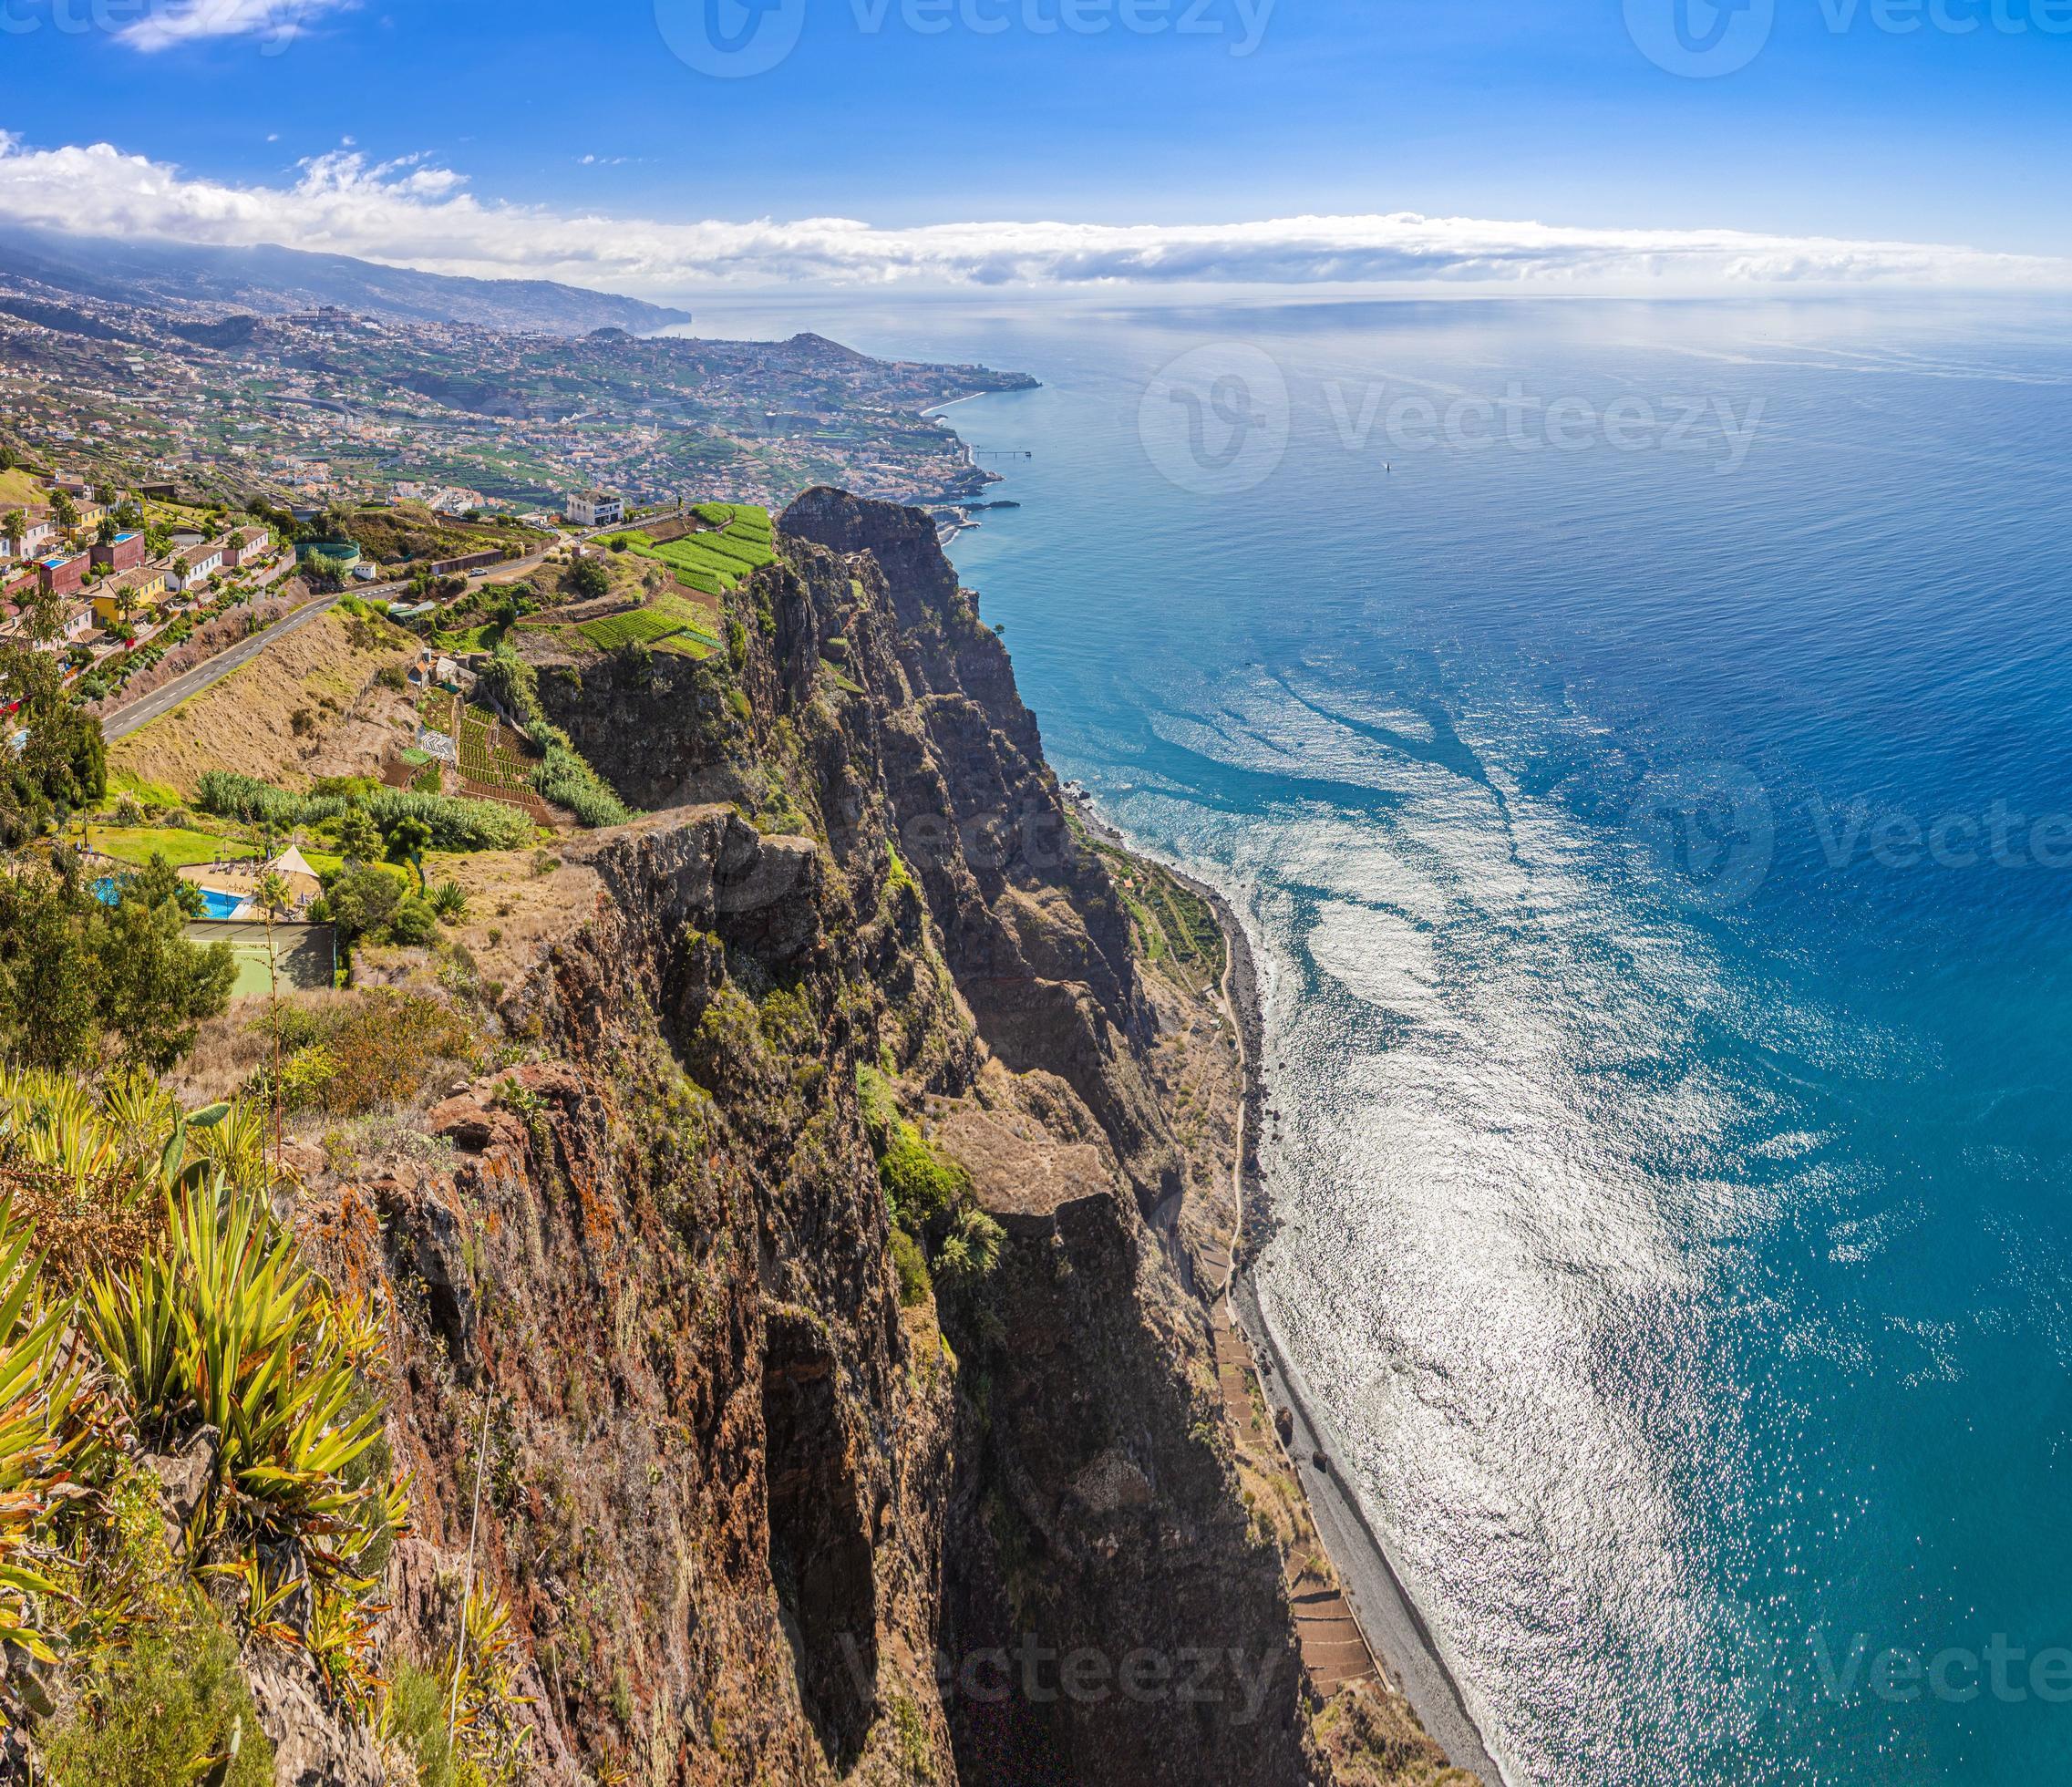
576 607 688 650
457 705 541 797
624 503 775 594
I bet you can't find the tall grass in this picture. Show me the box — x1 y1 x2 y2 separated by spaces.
194 772 533 852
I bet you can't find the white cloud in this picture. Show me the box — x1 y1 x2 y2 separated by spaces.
118 0 358 54
0 134 2065 297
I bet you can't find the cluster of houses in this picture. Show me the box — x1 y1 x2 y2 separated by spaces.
0 470 281 669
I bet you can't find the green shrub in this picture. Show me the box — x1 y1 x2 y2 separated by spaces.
387 1658 484 1787
387 896 439 947
880 1121 967 1233
891 1226 933 1309
323 863 403 941
854 1063 900 1149
532 742 631 828
44 1615 273 1787
193 772 531 852
251 988 478 1116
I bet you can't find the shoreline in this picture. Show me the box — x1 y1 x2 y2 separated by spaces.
1079 797 1506 1785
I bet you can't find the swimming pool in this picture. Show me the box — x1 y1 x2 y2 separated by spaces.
93 876 246 920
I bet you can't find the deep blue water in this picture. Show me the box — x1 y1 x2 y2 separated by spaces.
711 292 2072 1785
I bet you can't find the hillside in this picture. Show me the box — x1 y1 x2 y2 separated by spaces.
0 494 1464 1787
0 224 691 335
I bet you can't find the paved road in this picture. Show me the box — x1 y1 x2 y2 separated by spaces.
101 591 358 741
98 527 603 743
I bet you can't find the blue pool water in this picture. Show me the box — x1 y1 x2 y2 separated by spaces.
714 291 2072 1784
95 876 244 920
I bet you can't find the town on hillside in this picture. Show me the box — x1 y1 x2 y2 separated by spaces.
0 453 601 702
1 433 777 1023
0 268 1035 522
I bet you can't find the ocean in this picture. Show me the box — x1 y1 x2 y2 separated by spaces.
705 291 2072 1785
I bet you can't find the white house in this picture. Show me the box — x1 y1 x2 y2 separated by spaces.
565 489 624 529
1 511 57 562
169 539 226 590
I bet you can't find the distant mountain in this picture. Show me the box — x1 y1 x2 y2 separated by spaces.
0 225 691 336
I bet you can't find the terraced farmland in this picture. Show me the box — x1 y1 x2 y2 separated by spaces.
624 503 775 594
576 606 691 650
458 704 541 797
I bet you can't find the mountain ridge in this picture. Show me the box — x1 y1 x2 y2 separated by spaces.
0 223 692 335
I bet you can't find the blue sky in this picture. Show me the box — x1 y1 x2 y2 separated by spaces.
0 0 2066 293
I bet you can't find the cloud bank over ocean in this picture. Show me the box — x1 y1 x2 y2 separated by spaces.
1 134 2065 297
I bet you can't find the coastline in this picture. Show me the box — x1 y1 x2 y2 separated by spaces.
1083 801 1507 1785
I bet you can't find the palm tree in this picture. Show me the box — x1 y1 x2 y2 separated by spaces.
253 871 294 920
385 817 433 892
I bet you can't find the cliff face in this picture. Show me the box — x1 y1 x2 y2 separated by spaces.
299 491 1334 1785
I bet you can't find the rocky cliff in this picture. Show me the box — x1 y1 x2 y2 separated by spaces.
263 491 1450 1785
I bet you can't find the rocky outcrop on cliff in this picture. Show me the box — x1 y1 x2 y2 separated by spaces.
298 805 965 1785
268 491 1443 1787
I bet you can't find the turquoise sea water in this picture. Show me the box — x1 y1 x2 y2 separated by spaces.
718 293 2072 1785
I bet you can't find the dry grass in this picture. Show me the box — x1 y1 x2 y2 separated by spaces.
1312 1681 1482 1787
109 609 417 797
167 989 361 1107
0 1162 159 1278
0 467 47 509
437 847 603 993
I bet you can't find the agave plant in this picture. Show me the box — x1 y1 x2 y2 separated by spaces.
443 1581 535 1783
0 1201 88 1669
0 1066 269 1208
83 1183 391 1581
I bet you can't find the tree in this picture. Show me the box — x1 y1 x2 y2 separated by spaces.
96 514 118 547
385 817 433 890
337 806 382 864
304 553 351 593
565 555 610 601
0 511 21 547
95 856 236 1072
323 863 401 942
252 871 294 920
0 865 102 1069
0 647 107 847
50 491 77 532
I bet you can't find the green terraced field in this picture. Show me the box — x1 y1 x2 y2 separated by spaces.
576 607 687 649
457 705 540 795
625 504 775 594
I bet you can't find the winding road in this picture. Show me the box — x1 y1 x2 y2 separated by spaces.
100 591 354 742
98 532 584 743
